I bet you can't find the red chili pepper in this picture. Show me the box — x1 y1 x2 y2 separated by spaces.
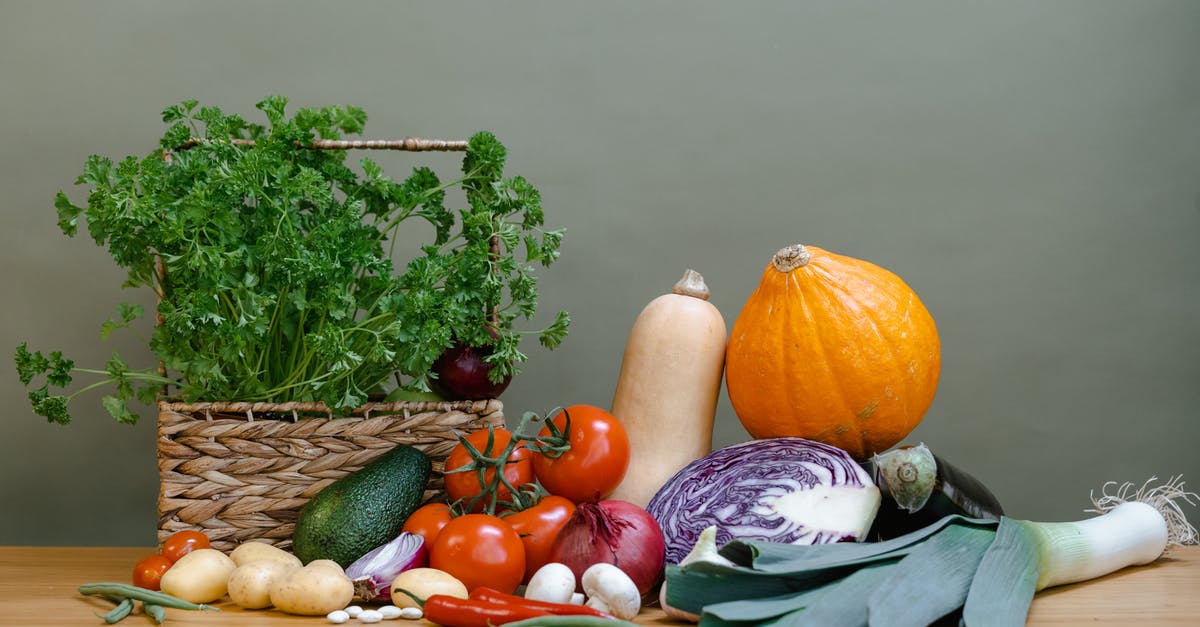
422 594 554 627
469 586 613 618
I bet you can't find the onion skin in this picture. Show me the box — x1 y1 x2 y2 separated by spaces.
432 340 512 400
547 500 666 602
344 532 428 602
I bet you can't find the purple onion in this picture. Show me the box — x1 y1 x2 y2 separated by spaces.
344 532 428 602
646 437 881 564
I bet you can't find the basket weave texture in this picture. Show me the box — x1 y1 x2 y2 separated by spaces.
156 398 503 552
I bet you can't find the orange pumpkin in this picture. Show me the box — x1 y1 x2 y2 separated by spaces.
725 244 940 460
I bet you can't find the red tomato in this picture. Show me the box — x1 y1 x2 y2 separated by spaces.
504 495 576 583
402 502 454 547
429 514 526 594
161 530 210 564
531 405 630 503
444 428 533 512
132 554 172 591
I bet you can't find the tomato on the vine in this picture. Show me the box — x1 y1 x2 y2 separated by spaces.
504 495 576 583
531 405 630 503
161 530 210 563
444 428 533 511
132 554 173 590
402 502 454 547
429 514 526 594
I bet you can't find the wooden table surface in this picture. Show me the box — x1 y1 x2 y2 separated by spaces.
1 546 1198 625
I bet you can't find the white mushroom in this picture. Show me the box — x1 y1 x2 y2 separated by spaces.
581 563 641 621
524 562 576 605
569 592 585 606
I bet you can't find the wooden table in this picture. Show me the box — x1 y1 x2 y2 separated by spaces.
1 546 1197 625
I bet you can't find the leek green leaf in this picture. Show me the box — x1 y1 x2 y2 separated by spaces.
867 523 997 627
700 587 827 625
720 515 995 574
784 561 899 627
962 518 1040 627
664 562 799 616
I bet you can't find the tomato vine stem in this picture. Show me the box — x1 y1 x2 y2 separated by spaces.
444 409 574 515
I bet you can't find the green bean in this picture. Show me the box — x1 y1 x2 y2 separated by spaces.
77 582 220 612
97 598 134 624
143 602 167 625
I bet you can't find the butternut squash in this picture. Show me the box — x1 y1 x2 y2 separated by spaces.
608 269 727 507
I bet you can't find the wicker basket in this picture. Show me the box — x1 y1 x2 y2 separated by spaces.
156 398 504 552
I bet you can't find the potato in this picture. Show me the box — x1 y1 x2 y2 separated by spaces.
159 548 236 604
228 560 296 609
305 559 346 573
229 541 302 569
389 568 468 609
268 560 354 616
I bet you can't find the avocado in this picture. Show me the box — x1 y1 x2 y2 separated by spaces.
292 444 431 567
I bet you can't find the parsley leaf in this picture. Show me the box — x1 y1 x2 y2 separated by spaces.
15 97 569 424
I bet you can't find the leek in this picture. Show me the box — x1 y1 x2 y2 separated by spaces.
665 476 1196 627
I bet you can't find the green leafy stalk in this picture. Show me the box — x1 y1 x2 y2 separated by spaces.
17 97 568 424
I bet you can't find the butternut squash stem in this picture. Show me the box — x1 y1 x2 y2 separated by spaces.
672 269 711 300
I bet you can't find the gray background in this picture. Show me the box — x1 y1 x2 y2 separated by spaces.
2 1 1197 546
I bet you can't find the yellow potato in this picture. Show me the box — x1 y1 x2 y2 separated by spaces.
305 559 346 573
389 568 468 609
159 548 236 604
229 541 302 569
227 560 296 609
269 560 354 616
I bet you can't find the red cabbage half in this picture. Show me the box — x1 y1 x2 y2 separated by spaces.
646 437 881 564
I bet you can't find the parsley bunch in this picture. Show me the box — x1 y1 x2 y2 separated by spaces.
15 96 569 425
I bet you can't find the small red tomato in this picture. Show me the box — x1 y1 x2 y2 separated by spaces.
531 405 631 503
161 530 210 563
504 495 576 583
132 554 172 591
430 514 526 594
402 502 455 548
444 428 533 512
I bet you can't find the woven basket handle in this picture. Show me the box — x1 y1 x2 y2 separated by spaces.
153 137 500 394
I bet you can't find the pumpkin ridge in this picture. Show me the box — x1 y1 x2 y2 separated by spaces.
814 260 915 437
794 262 862 453
778 271 817 434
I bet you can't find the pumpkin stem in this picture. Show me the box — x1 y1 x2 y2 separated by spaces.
673 269 711 301
772 244 813 272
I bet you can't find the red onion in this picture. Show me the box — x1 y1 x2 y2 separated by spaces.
344 532 428 602
432 338 512 400
547 500 666 600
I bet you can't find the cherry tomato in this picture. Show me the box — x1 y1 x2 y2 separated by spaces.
444 428 533 512
504 495 576 583
131 554 172 591
161 530 210 563
402 502 454 547
531 405 630 503
429 514 526 594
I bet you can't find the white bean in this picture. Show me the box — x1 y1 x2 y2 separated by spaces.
346 605 364 617
378 605 403 619
327 610 350 624
358 609 383 623
399 606 424 620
